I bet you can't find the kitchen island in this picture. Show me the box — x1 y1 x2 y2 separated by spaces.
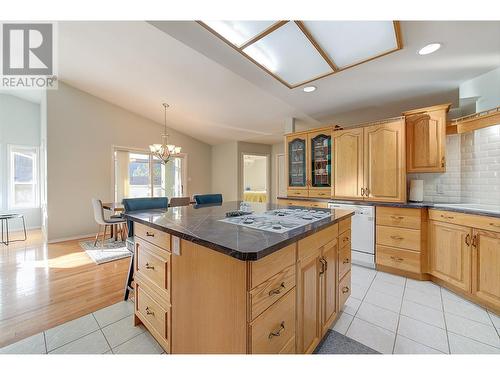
126 201 353 354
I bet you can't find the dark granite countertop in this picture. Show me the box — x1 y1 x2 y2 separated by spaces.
276 196 500 218
125 201 354 261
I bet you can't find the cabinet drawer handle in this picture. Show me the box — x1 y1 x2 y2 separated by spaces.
441 156 446 168
318 192 326 196
472 234 478 248
365 188 370 196
268 321 285 339
390 256 404 262
319 258 327 275
390 215 404 220
489 223 500 228
145 307 155 316
465 233 471 246
390 235 404 240
361 187 365 196
440 214 454 220
268 282 286 296
145 263 154 270
342 286 350 294
146 231 155 237
343 258 350 264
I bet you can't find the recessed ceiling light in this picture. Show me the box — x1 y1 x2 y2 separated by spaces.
418 43 441 55
303 86 317 93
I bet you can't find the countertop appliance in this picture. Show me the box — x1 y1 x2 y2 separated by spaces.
327 202 375 268
220 208 332 234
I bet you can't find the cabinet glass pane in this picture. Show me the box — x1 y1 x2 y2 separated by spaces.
311 134 331 187
288 138 306 187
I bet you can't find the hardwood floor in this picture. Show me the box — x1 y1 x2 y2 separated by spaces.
0 230 130 348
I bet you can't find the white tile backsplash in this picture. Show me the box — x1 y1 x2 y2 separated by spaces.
408 125 500 205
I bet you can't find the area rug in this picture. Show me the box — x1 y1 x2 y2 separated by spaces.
314 330 380 354
80 238 131 265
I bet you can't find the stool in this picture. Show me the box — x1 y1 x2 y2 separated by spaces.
0 214 27 245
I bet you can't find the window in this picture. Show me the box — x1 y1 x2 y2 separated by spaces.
8 145 39 208
114 148 187 203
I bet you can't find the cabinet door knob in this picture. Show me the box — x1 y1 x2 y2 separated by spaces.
441 157 446 168
268 282 286 296
343 258 350 264
342 286 350 294
268 321 285 339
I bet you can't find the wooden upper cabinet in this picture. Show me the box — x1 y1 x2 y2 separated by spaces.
286 134 308 191
403 104 450 173
429 220 472 292
472 229 500 308
308 130 332 195
333 128 364 200
364 118 406 202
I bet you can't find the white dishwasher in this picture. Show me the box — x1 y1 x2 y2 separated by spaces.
327 203 375 268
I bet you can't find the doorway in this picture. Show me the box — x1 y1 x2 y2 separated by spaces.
242 154 269 203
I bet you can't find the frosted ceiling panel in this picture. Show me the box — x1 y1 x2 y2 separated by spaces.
202 21 277 47
243 22 333 86
303 21 398 68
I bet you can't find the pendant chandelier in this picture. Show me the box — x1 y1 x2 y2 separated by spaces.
149 103 181 164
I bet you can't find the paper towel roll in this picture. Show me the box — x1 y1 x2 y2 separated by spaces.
409 180 424 202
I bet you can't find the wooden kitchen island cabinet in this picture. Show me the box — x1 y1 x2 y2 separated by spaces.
127 202 353 354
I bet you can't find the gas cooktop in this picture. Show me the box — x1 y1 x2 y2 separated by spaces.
219 208 332 234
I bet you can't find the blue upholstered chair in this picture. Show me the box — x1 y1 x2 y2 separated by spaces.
122 197 168 301
193 194 223 205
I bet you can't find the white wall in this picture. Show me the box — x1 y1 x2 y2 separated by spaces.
460 66 500 112
0 94 42 230
47 82 212 241
211 142 239 201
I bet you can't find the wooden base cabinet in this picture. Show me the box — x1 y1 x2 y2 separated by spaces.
472 229 500 308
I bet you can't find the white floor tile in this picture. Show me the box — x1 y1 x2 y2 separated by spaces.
346 318 396 354
393 335 444 354
397 315 449 353
331 312 354 335
405 279 441 297
448 332 500 354
374 272 406 287
488 311 500 330
364 289 402 313
404 287 442 310
112 332 163 354
441 288 466 303
0 332 46 354
341 296 362 316
350 282 369 300
351 265 376 287
370 278 405 299
445 313 500 348
45 314 99 351
102 315 145 348
356 302 399 332
49 330 110 354
442 295 492 325
93 301 134 328
400 300 446 329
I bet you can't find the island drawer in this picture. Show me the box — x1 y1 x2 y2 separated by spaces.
135 238 171 302
135 222 171 251
376 245 421 274
250 264 296 320
298 224 338 260
376 207 422 230
339 217 351 235
339 229 351 249
249 244 296 289
135 281 171 351
249 288 296 354
376 225 421 251
338 243 351 280
338 271 351 309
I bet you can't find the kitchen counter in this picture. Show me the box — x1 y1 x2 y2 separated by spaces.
276 196 500 218
125 201 354 260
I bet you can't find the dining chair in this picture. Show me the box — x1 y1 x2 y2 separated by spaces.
91 198 127 248
193 193 223 205
169 197 191 207
121 197 169 302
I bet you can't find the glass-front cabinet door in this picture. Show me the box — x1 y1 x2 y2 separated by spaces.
309 131 332 196
287 136 307 190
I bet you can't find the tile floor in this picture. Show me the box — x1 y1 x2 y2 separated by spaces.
332 265 500 354
0 300 164 354
1 265 499 354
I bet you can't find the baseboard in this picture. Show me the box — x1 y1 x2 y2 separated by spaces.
7 225 41 232
48 233 95 244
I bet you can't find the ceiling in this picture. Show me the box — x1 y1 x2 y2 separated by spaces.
57 21 500 145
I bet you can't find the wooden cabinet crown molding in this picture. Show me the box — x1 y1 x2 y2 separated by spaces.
402 103 451 116
448 106 500 134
